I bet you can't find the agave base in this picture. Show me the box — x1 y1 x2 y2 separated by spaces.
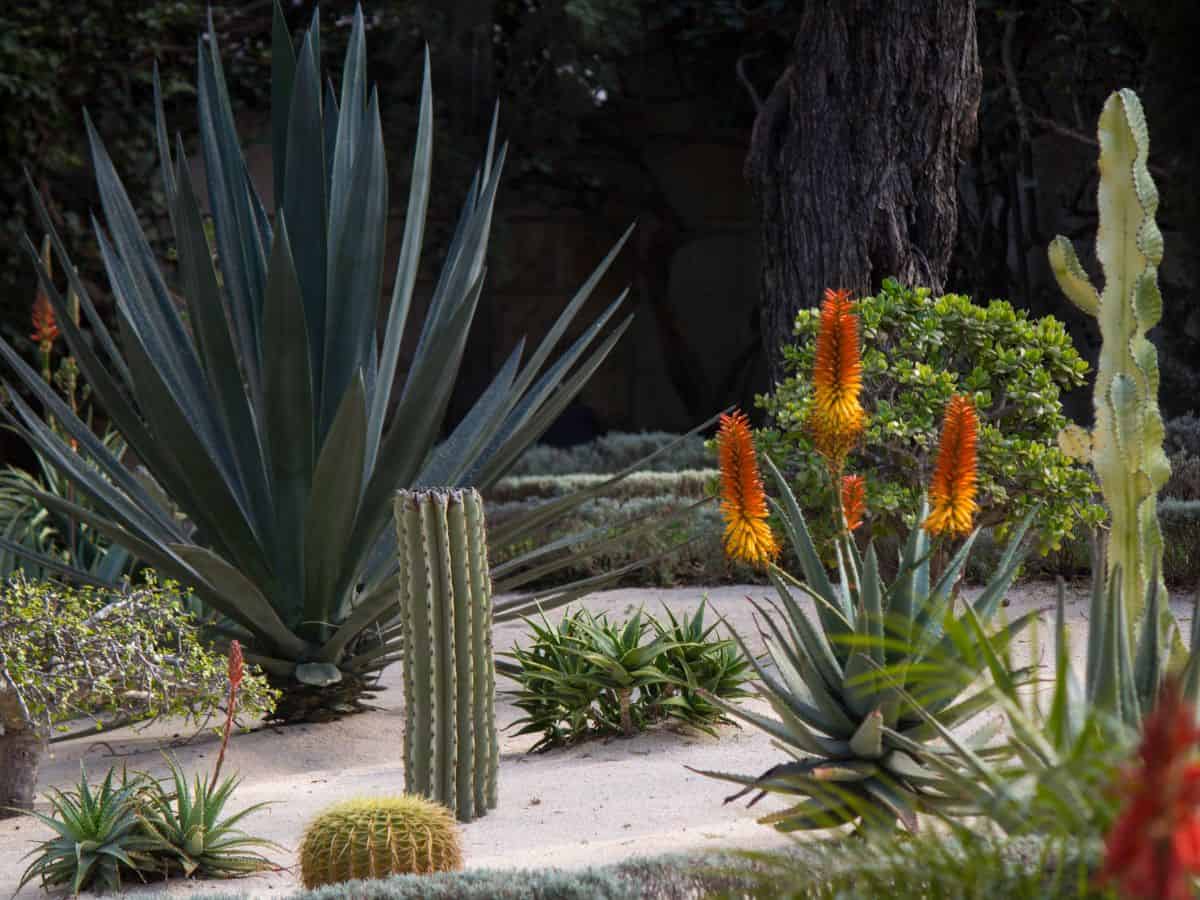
264 672 382 724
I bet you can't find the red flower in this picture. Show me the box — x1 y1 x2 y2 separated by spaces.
1100 680 1200 900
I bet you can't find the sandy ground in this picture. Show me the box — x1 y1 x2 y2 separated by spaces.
1 580 1190 898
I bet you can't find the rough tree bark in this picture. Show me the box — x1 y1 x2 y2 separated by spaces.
748 1 982 384
0 686 44 817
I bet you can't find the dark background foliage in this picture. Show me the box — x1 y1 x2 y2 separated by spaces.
2 0 1197 465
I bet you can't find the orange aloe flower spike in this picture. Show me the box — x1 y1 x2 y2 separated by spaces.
717 410 780 567
922 394 979 538
808 288 865 470
841 474 866 533
30 236 59 350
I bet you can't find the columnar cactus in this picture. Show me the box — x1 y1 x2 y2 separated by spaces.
394 489 498 822
1047 88 1171 631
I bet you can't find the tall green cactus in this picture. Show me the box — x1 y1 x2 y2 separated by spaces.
394 489 498 822
1047 88 1171 631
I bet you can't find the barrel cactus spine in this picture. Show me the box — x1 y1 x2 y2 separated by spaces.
394 488 498 822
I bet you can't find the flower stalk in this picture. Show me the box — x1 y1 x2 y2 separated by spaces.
717 411 779 567
808 288 865 472
923 394 979 538
208 640 244 794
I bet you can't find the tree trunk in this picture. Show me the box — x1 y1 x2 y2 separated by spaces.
749 1 982 385
0 691 44 817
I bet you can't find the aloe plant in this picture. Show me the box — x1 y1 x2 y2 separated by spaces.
692 458 1038 833
0 4 647 721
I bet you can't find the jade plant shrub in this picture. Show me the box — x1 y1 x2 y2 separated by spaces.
503 604 750 750
757 279 1102 554
0 573 277 816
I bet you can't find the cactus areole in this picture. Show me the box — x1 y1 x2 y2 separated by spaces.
1047 88 1172 632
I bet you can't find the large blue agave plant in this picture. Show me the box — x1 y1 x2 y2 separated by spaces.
0 4 657 720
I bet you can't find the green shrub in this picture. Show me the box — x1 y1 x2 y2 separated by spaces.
740 834 1107 899
1159 499 1200 588
1164 452 1200 501
488 495 739 589
0 573 276 739
125 850 768 899
487 469 715 504
1165 413 1200 457
758 278 1103 554
0 572 278 817
504 604 750 750
966 501 1200 587
507 432 711 477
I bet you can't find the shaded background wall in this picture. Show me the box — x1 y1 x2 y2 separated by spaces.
2 0 1198 462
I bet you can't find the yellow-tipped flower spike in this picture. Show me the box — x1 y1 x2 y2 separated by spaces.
923 394 979 538
718 410 780 567
808 288 865 470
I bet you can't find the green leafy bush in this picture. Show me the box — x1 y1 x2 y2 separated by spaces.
504 604 750 750
758 279 1102 554
0 573 277 816
0 573 276 738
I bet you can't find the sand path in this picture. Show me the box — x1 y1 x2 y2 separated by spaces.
2 580 1184 898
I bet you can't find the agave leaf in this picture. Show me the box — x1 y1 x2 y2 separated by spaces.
367 48 432 470
302 374 368 631
749 599 855 737
280 26 327 382
1133 563 1166 710
849 709 884 759
765 566 843 694
762 455 843 628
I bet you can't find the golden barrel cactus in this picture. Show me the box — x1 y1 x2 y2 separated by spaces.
298 795 463 888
